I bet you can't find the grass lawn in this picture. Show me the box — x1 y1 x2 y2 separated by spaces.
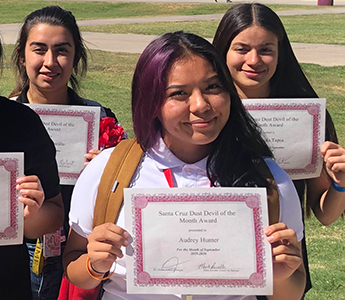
0 1 228 23
305 214 345 299
302 63 345 144
281 14 345 45
80 50 139 136
0 0 332 24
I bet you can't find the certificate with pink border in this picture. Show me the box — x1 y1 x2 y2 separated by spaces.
28 104 100 185
0 153 24 245
125 187 273 295
243 98 325 180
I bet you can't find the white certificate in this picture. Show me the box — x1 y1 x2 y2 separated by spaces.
125 187 273 295
243 98 326 180
28 104 100 185
0 153 24 245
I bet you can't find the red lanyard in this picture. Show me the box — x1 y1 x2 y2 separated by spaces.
163 168 174 188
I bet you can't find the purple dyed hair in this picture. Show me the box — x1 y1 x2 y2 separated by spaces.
131 31 238 150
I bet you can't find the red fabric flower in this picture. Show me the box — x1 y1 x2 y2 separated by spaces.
99 117 125 149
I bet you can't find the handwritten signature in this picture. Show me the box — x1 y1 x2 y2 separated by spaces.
161 256 189 273
275 154 293 165
59 159 75 167
197 262 228 271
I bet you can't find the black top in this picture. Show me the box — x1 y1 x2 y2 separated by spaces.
0 96 60 299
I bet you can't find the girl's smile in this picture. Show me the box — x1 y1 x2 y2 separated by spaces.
24 23 75 102
226 25 278 99
160 54 230 164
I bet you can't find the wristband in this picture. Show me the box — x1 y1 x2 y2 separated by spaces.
90 261 105 275
85 256 115 281
331 181 345 192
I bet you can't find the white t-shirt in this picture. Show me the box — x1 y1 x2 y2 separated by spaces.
69 137 303 300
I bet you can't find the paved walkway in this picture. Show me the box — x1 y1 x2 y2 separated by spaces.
1 3 344 66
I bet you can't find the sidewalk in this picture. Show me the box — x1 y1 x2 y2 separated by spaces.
1 5 344 66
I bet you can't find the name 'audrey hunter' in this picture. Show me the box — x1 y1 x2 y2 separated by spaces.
179 237 220 244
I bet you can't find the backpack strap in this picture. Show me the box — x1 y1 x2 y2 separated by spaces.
254 159 280 225
92 139 144 228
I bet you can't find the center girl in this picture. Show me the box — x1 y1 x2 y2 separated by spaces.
64 31 305 300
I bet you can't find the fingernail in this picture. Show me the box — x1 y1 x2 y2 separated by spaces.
267 235 274 243
264 228 271 235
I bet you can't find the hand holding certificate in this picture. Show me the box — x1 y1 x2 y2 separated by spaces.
125 187 273 296
0 153 24 245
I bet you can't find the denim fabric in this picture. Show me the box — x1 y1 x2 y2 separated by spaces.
27 242 64 300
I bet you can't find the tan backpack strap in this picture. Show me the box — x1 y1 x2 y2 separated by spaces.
255 159 280 225
92 139 144 228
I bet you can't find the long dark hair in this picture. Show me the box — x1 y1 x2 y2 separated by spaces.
11 5 87 96
132 31 273 187
213 3 337 143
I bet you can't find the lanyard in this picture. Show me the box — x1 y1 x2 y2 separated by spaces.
163 168 174 188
